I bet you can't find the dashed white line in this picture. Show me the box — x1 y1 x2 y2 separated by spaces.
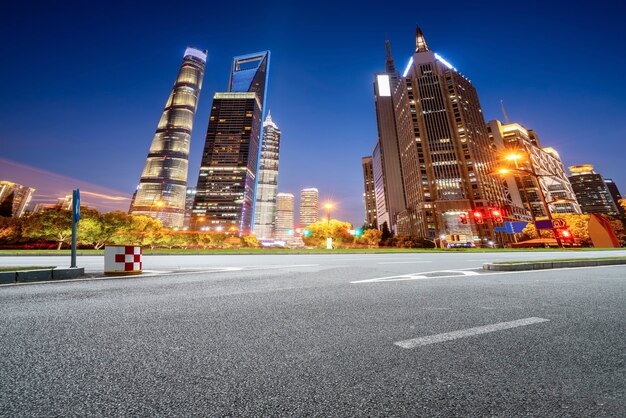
394 317 550 349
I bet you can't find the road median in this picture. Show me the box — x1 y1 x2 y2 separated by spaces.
483 257 626 271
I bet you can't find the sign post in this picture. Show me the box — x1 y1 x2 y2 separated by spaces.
71 189 80 268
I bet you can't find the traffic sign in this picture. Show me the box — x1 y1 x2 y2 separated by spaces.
553 218 567 229
505 221 528 234
534 220 553 230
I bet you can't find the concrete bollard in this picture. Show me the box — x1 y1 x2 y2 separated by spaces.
104 246 143 276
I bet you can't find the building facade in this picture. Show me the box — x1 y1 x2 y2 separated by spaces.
299 188 319 226
361 156 377 228
192 51 270 234
389 28 518 244
371 41 407 233
0 181 35 217
253 112 281 240
487 120 580 218
604 178 625 217
568 165 620 216
130 47 207 228
275 192 294 242
183 187 196 229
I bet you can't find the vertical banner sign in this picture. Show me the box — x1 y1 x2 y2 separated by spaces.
71 189 80 268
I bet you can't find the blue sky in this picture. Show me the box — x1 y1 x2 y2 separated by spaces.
1 0 625 225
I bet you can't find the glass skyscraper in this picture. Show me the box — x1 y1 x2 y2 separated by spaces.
192 51 270 234
253 111 281 240
130 47 207 228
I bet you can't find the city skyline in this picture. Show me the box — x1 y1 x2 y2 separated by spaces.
2 1 625 226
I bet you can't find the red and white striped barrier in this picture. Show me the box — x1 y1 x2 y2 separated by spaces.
104 246 142 275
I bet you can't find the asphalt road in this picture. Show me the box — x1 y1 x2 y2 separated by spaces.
1 251 625 416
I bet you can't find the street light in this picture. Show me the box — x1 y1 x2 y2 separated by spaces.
323 202 333 224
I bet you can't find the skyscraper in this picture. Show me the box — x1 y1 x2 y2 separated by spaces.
253 111 281 240
0 181 35 217
361 156 377 227
130 47 207 228
487 120 580 218
275 192 294 241
385 28 520 243
299 188 319 226
192 51 270 234
568 165 620 216
371 41 407 233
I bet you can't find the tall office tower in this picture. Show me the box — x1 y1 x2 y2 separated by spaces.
361 156 377 228
604 179 625 217
371 41 407 233
0 181 35 217
130 47 207 228
299 188 319 226
487 120 580 218
568 165 620 216
275 192 294 241
253 111 281 240
183 187 196 229
394 28 518 242
192 51 270 234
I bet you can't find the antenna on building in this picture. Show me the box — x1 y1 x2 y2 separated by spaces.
500 99 510 124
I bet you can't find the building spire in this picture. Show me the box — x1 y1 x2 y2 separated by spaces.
385 40 396 74
415 27 429 52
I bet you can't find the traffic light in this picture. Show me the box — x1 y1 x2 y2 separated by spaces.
303 229 311 237
559 228 574 243
354 228 363 237
459 213 468 224
472 211 485 225
490 208 503 223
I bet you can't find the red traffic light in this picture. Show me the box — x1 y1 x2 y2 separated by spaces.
472 211 485 224
490 208 504 223
459 213 468 224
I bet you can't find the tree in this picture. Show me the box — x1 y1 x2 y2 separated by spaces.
0 191 14 217
0 216 23 244
303 219 353 247
243 234 260 248
607 217 626 247
359 228 382 247
22 208 72 249
522 214 593 246
112 215 163 246
380 222 394 246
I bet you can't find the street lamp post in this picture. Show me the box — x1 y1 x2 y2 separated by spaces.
323 202 333 249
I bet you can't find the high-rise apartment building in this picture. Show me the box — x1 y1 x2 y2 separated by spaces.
299 188 319 226
361 156 377 227
130 47 207 228
253 112 281 240
0 181 35 217
192 51 270 234
383 28 519 243
371 41 407 233
275 192 294 241
568 165 620 216
487 120 580 218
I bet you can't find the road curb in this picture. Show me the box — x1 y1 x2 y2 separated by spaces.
483 259 626 271
1 268 85 284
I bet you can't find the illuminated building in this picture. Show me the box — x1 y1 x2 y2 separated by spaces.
130 47 207 228
390 28 519 243
488 120 580 217
568 165 620 216
192 51 270 234
0 181 35 217
275 192 294 241
253 112 281 240
371 41 407 233
361 156 377 227
299 188 319 226
183 187 196 229
604 179 625 217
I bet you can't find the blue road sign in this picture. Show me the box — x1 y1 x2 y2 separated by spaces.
534 220 553 230
505 221 528 234
494 227 508 232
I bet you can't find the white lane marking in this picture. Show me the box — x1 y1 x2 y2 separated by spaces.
377 261 433 265
351 268 480 283
395 317 550 349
